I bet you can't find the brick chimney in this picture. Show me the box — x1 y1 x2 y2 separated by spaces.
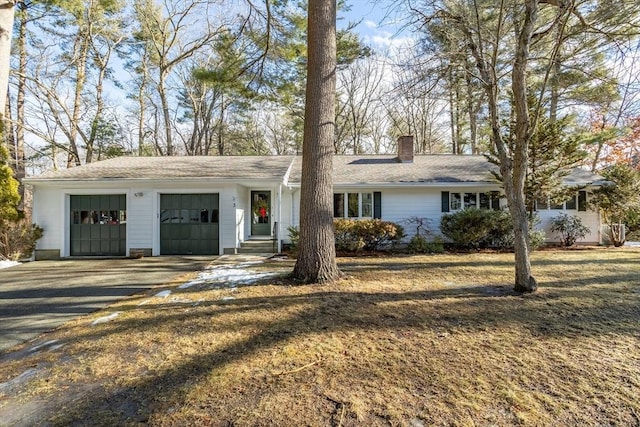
397 136 414 163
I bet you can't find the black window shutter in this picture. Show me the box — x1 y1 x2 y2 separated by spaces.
578 190 587 211
373 192 382 219
441 191 450 213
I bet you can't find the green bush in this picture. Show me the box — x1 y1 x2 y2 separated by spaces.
286 225 299 250
0 220 44 260
407 235 445 254
440 209 544 250
440 209 511 249
334 218 405 252
550 213 590 247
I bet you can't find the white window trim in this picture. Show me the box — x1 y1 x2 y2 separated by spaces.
449 191 500 212
537 192 582 211
335 192 374 219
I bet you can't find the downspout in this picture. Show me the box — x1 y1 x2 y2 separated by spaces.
277 183 282 252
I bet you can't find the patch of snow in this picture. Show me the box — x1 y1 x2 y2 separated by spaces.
48 343 65 351
236 261 265 267
221 296 236 301
168 297 193 304
178 260 280 290
91 312 122 326
137 299 152 306
178 280 203 289
625 241 640 247
154 290 172 298
0 260 20 270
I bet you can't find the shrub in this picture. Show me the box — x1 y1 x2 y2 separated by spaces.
334 219 363 251
287 225 299 250
0 220 44 260
440 209 512 249
334 218 405 252
440 209 544 250
550 213 590 247
407 235 445 254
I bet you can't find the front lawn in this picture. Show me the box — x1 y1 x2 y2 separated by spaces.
1 249 639 426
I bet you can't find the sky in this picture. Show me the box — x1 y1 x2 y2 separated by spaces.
339 0 414 55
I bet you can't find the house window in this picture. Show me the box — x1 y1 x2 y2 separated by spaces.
479 192 501 210
535 191 587 211
442 191 501 212
362 193 373 217
71 209 126 225
334 192 374 219
348 193 359 217
464 193 477 209
551 200 564 210
450 193 462 210
333 194 345 218
536 197 549 210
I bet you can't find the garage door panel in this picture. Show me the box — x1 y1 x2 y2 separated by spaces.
160 194 219 255
70 195 126 256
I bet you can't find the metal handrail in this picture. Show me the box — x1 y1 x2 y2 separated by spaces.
272 221 278 253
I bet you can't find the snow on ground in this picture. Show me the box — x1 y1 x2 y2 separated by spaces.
178 260 280 290
0 260 20 270
91 312 122 326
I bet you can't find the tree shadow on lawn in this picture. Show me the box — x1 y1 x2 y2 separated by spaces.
339 254 640 272
37 272 640 425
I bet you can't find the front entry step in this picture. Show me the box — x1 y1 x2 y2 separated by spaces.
237 239 276 254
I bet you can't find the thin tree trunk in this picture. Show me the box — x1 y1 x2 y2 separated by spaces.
14 2 26 184
448 65 457 154
465 57 478 154
0 0 15 120
86 52 108 163
158 70 173 156
137 77 147 156
67 24 90 167
291 0 342 283
509 0 538 292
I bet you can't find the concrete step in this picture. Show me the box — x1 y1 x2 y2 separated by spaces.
237 239 276 254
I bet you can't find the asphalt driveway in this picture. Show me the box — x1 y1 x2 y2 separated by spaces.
0 257 215 353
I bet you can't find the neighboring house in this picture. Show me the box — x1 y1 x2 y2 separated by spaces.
25 137 605 259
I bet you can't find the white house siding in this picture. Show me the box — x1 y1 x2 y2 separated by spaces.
32 186 64 256
379 187 443 238
128 187 154 254
537 209 601 244
279 187 294 241
235 185 249 248
287 185 604 245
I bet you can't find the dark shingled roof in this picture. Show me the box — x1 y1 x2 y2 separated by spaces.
26 154 604 186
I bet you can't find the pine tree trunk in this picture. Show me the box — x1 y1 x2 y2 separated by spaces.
291 0 342 283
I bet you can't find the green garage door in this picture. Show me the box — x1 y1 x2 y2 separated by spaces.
70 195 126 256
160 194 219 255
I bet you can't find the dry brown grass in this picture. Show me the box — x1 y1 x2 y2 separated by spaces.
1 248 639 426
